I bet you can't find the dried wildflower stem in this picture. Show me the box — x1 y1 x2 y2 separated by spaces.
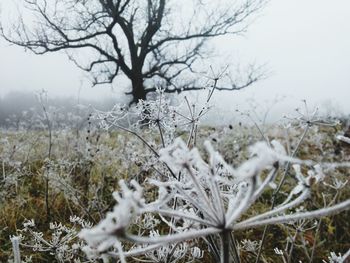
208 171 226 220
221 229 231 263
226 178 254 227
156 95 165 148
275 126 310 194
186 165 221 223
234 199 350 230
206 235 221 261
186 78 218 148
2 160 5 180
126 227 220 245
175 185 219 222
166 242 182 262
115 240 126 263
251 165 279 204
230 232 241 263
113 123 159 157
341 249 350 262
243 188 310 225
144 208 217 227
309 191 339 262
107 243 167 258
39 94 53 221
252 116 270 144
299 234 311 261
309 218 322 263
11 236 21 263
255 125 309 262
287 230 298 263
156 120 165 148
193 124 199 147
112 123 178 179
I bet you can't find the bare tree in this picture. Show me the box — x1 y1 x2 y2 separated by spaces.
0 0 266 104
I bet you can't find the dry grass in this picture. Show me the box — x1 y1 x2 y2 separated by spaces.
0 124 349 262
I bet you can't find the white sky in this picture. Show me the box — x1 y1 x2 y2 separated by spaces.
0 0 349 116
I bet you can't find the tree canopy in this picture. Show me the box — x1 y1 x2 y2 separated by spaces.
0 0 267 103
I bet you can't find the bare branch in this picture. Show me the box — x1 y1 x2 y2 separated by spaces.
0 0 268 102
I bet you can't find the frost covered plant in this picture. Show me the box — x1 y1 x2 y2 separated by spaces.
17 217 92 262
143 234 204 263
322 249 350 263
95 88 178 147
4 87 350 262
10 235 21 263
79 138 350 262
282 215 318 263
336 134 350 144
239 239 260 253
136 89 177 129
323 177 348 191
290 100 337 128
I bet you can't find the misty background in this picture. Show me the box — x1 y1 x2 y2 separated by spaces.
0 0 349 125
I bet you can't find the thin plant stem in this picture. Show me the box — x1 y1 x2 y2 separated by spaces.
221 229 231 263
156 120 165 148
309 191 339 262
206 235 221 262
156 94 165 148
40 94 52 222
309 219 321 263
287 231 298 263
230 232 241 263
11 236 21 263
111 123 178 179
233 199 350 230
255 125 309 262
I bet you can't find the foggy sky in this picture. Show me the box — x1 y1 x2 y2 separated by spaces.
0 0 349 117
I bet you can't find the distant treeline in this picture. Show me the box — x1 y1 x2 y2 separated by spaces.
1 91 348 130
0 91 122 129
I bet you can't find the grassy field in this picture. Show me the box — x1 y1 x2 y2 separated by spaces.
1 121 349 262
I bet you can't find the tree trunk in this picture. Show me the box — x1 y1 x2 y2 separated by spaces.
130 74 146 105
130 76 151 125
